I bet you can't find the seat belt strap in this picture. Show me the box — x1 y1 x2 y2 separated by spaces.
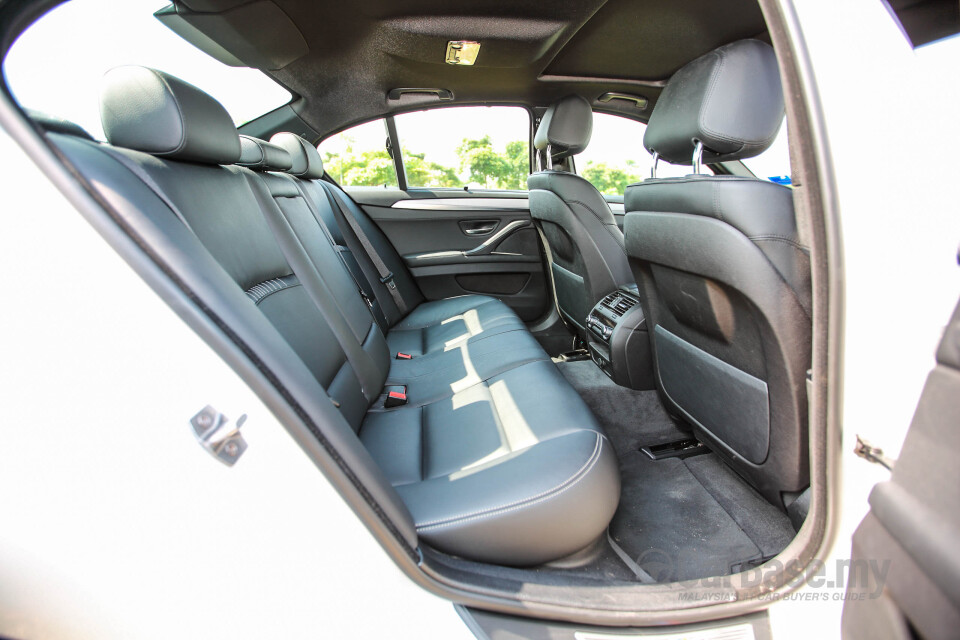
324 184 409 316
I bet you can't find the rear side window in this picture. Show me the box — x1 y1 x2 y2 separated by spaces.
393 106 531 190
741 118 792 185
4 0 292 141
318 119 398 188
575 113 689 195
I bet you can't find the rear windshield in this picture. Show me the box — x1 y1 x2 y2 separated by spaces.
3 0 292 141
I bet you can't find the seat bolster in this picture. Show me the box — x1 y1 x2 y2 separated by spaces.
359 407 424 486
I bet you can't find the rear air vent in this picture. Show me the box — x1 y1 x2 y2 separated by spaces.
599 291 637 318
614 297 635 315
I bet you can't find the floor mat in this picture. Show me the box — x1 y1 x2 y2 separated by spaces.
609 451 795 582
610 453 760 582
555 359 688 456
556 358 796 583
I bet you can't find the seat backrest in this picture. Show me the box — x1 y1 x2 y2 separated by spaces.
527 95 633 333
623 40 811 505
269 131 424 329
46 65 416 536
96 66 397 426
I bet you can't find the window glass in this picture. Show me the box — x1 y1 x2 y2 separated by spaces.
393 107 530 190
741 118 792 185
318 119 398 188
576 113 689 195
4 0 292 141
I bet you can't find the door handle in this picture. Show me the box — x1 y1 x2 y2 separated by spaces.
464 225 497 235
459 219 500 236
463 220 531 256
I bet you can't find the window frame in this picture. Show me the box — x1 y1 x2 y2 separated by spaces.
387 103 536 192
316 116 400 189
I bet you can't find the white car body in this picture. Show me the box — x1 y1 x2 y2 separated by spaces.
0 0 957 638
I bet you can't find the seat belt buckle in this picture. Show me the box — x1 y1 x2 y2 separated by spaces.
395 352 413 360
379 272 397 289
384 386 408 408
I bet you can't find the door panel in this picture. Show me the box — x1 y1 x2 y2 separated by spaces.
348 187 550 322
842 297 960 640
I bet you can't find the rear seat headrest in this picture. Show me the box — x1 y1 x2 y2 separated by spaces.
644 39 785 165
99 66 241 165
238 135 293 171
534 95 593 161
26 108 95 141
270 132 324 180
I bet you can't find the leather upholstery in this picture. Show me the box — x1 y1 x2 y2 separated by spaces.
364 359 620 565
48 74 620 566
533 94 593 161
238 135 293 171
100 66 241 165
624 41 809 504
386 295 527 357
643 39 785 165
625 175 810 315
528 96 634 333
271 131 324 179
26 108 95 140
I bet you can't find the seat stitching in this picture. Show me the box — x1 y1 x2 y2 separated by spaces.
418 405 427 482
749 235 807 250
252 282 301 306
415 433 603 530
565 200 628 257
245 276 299 305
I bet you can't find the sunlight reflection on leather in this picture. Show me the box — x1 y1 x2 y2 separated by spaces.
441 308 484 350
448 379 539 480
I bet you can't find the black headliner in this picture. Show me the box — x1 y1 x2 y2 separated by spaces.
177 0 768 139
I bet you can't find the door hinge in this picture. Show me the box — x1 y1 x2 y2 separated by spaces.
854 434 895 471
191 405 247 466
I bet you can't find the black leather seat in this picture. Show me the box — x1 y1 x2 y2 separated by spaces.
527 95 634 335
623 40 811 505
45 66 620 566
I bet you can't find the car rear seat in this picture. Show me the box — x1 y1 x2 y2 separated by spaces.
268 130 531 358
43 66 620 566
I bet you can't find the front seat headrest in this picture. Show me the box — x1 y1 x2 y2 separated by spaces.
99 66 241 165
238 135 293 172
534 95 593 162
644 39 785 165
270 132 324 179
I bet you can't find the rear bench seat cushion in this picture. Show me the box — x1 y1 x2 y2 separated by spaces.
386 294 527 356
361 360 620 565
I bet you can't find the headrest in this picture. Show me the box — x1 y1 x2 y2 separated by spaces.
238 135 293 171
270 132 324 179
100 66 241 165
26 109 95 141
644 39 785 165
534 95 593 161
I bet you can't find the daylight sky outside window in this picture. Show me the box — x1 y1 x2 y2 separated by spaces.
3 0 292 141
